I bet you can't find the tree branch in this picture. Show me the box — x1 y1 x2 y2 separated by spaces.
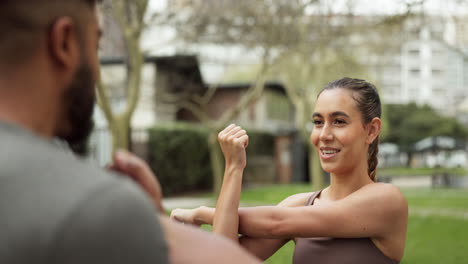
96 78 115 124
216 55 271 129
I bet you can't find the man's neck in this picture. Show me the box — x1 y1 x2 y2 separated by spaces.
0 76 57 139
0 102 55 140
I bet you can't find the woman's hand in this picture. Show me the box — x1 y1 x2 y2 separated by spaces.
170 207 208 227
218 124 249 169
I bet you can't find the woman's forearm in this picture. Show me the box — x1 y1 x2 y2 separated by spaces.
195 206 291 259
238 206 286 238
212 166 243 241
196 205 289 239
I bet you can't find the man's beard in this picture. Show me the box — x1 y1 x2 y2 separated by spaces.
58 62 96 157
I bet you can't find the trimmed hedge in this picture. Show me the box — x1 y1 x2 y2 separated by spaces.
148 122 276 195
148 123 213 196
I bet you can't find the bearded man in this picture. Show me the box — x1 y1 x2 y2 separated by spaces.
0 1 260 263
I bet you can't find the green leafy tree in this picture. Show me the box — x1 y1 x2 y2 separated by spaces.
384 103 467 163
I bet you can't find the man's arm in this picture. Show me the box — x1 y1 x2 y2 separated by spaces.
49 179 168 264
107 150 261 263
159 216 261 264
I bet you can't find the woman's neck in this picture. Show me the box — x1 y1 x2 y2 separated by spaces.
326 162 374 201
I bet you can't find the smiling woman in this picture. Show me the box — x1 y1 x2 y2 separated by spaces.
171 77 408 264
312 78 382 181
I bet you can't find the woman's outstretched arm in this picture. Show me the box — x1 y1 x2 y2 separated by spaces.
237 184 407 241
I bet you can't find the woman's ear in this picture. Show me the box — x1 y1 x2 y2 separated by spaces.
366 117 382 144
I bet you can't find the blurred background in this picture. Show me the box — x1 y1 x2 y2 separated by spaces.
89 0 468 263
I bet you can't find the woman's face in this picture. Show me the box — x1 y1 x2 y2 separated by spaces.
310 88 371 175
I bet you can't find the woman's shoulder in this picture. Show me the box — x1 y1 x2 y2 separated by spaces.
361 182 405 198
278 192 316 207
357 183 408 213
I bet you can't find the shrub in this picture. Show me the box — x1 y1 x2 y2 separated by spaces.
148 123 277 195
148 123 212 196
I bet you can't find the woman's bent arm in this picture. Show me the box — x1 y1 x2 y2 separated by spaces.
212 125 248 242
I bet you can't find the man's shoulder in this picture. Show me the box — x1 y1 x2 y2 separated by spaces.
0 121 149 217
0 123 168 264
0 121 113 186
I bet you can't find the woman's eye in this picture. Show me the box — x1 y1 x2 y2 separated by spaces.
334 119 346 125
313 120 323 125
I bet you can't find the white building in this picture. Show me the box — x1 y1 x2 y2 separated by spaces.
375 17 468 117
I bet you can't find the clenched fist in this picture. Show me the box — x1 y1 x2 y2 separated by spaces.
218 124 249 169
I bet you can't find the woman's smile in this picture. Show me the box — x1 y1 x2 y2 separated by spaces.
319 147 341 160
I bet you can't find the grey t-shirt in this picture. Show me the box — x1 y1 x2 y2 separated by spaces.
0 122 168 264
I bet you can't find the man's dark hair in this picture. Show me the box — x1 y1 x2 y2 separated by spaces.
0 0 100 68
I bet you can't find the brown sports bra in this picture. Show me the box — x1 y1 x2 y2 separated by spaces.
292 190 399 264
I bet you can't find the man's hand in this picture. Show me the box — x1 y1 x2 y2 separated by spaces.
108 150 165 213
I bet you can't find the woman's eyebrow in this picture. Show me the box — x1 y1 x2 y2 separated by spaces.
312 112 350 118
330 111 350 118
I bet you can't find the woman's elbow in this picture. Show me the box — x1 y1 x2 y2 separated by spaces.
264 212 290 238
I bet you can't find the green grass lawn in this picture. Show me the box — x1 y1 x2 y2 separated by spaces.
402 215 468 264
403 188 468 210
196 184 468 264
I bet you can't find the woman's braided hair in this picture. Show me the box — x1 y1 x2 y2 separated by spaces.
319 77 382 181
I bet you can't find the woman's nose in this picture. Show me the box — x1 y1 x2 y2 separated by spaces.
319 124 334 141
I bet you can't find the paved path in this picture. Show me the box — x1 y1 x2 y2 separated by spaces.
390 176 432 188
163 197 213 210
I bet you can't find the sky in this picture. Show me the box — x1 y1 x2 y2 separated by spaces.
142 0 468 82
148 0 468 16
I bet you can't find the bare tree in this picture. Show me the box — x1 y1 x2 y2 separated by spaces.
168 0 415 189
96 0 149 152
162 53 273 193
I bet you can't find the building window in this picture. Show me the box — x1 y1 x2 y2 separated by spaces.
409 49 420 56
432 69 443 77
410 68 420 77
432 86 444 94
432 49 443 56
266 92 290 122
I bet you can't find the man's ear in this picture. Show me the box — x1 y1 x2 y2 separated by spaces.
48 17 80 71
366 117 382 144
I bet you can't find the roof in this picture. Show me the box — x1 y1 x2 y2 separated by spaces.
213 82 287 94
100 55 288 94
100 55 204 85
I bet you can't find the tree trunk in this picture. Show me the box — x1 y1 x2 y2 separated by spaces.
110 115 130 153
406 151 413 167
308 143 324 190
208 132 224 194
